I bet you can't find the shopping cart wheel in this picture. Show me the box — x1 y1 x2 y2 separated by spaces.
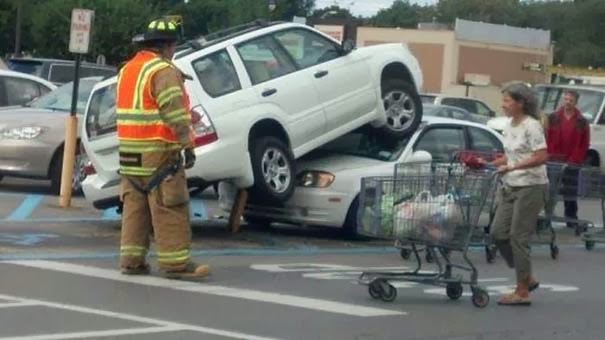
400 249 411 260
425 250 434 263
368 284 381 300
471 287 490 308
485 246 496 264
380 284 397 303
585 241 595 251
550 245 559 260
446 282 463 300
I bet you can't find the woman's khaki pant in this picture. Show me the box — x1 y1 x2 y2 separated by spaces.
491 184 547 284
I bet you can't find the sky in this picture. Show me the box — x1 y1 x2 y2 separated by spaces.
315 0 439 17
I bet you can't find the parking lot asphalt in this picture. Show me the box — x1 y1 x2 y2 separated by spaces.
2 177 605 339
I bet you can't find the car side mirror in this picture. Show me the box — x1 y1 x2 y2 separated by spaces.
489 110 496 117
407 150 432 163
342 39 355 55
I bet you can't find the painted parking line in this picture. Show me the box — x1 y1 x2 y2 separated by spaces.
6 195 44 221
0 197 209 222
0 294 280 340
3 261 406 317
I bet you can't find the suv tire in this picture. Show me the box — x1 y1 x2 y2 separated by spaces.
249 136 296 203
379 78 423 141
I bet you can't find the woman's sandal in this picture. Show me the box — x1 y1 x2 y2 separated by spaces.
497 292 531 306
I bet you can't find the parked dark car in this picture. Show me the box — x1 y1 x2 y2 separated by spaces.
7 58 117 85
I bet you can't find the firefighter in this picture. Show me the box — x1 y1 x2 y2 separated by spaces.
117 17 210 279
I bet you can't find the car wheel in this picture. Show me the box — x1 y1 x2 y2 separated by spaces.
342 196 362 240
50 146 86 195
379 78 423 141
586 151 600 167
249 136 296 203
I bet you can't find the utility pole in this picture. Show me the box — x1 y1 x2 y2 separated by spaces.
14 0 23 57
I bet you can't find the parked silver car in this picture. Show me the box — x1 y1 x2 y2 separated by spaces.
0 77 101 193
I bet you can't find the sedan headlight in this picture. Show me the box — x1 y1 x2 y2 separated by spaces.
0 126 45 140
297 171 335 188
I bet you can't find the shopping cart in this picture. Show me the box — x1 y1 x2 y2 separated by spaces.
357 161 498 308
392 152 503 264
539 161 605 252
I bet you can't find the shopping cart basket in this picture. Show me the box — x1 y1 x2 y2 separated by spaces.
357 162 498 308
392 152 502 264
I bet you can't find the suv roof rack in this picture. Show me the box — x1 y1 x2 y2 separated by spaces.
175 19 284 59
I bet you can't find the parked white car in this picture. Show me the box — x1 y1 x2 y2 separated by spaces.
0 69 57 107
421 93 496 119
81 20 424 209
218 116 504 237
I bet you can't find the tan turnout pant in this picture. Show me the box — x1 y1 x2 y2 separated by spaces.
119 166 192 271
491 184 547 284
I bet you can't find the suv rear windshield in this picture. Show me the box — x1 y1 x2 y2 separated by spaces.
8 60 44 77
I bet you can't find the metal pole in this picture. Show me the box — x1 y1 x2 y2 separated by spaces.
70 55 82 118
59 55 82 207
14 0 23 57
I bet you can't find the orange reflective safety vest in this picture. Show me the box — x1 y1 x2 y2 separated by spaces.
116 50 183 176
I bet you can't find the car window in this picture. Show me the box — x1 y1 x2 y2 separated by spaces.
574 89 605 122
7 60 44 77
473 100 492 116
4 76 42 106
441 98 475 113
316 126 411 162
80 67 116 79
414 127 465 162
86 83 117 138
542 87 561 113
49 64 76 84
420 95 436 104
237 36 297 85
193 50 241 98
274 29 341 69
28 78 97 113
449 107 469 120
468 127 503 153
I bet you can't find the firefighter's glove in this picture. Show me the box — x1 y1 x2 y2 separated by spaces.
184 148 196 169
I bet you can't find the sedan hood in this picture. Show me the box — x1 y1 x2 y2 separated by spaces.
298 151 384 173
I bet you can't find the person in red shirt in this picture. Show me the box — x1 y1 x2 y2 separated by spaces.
546 90 590 230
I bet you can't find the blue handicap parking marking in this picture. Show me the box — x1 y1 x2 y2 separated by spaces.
190 198 207 219
0 233 58 246
102 207 121 220
6 195 44 221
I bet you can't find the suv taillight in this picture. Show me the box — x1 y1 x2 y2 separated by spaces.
191 105 218 147
83 161 96 175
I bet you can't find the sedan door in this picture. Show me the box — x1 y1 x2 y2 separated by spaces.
273 28 375 133
235 35 326 153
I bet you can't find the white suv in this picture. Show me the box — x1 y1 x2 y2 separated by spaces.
81 20 423 210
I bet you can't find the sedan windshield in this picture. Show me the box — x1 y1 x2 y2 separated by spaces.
317 126 410 162
26 78 98 113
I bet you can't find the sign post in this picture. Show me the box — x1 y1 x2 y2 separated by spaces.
59 8 94 208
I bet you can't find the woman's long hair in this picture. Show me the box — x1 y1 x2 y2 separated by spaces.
501 82 539 120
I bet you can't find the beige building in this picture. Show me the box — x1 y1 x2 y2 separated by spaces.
316 19 554 109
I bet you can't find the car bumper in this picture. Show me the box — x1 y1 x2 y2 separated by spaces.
189 139 254 189
0 139 54 178
218 182 353 228
82 172 212 211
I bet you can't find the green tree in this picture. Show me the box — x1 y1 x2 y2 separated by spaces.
371 0 420 28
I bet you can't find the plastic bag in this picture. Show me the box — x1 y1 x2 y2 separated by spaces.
393 191 462 242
